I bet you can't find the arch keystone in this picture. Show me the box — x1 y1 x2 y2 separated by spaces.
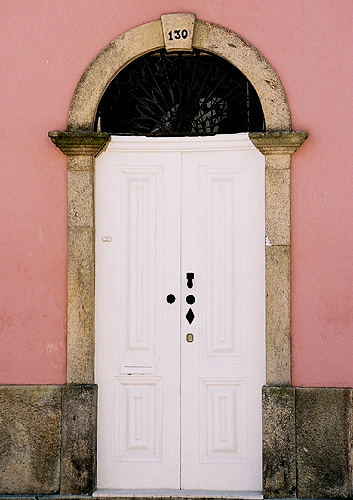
161 13 196 52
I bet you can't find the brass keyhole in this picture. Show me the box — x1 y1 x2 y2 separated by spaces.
186 333 194 343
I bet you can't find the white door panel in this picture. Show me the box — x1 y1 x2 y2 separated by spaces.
95 135 265 491
95 150 181 488
180 150 265 490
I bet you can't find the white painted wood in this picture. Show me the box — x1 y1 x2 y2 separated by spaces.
95 134 265 491
95 150 181 488
180 147 265 490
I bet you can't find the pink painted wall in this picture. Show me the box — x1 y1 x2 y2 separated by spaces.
1 0 353 386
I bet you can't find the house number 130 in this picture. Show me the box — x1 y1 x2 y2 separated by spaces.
168 29 189 40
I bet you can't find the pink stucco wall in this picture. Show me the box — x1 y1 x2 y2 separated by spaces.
1 0 353 386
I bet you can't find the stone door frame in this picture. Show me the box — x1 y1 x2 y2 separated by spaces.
49 13 308 495
50 14 308 387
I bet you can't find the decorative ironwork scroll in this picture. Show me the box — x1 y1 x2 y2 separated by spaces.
95 49 265 136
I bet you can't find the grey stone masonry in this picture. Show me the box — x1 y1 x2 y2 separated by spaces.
0 386 61 495
262 386 296 498
0 384 97 496
263 386 353 499
61 384 98 494
296 388 351 498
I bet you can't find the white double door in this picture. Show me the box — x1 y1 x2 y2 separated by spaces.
95 134 265 491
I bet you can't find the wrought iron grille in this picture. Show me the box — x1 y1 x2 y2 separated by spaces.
95 49 265 136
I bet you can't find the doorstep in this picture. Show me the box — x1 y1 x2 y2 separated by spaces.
93 491 262 499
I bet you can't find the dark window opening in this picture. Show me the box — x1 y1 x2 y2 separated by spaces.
95 49 265 136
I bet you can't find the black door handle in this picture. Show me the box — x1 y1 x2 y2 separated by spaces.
166 294 176 304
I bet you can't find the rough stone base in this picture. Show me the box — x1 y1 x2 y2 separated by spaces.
263 386 353 499
262 386 296 497
0 384 97 496
61 384 98 494
0 386 61 494
0 384 352 498
296 388 351 498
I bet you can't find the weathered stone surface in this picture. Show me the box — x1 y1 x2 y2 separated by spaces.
262 386 296 498
67 155 94 172
0 386 61 494
67 227 95 384
161 13 195 52
265 169 290 246
265 154 291 170
48 131 110 156
265 245 291 385
61 384 98 494
250 131 309 155
68 171 94 228
68 20 165 131
0 497 37 500
193 22 291 132
296 387 351 498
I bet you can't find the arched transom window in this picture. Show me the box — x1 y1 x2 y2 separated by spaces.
95 49 265 136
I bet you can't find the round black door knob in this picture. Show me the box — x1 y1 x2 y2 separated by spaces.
186 294 195 304
166 294 176 304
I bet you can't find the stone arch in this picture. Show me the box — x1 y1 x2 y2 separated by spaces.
67 17 291 132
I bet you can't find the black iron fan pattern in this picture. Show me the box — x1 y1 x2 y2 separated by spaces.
95 49 265 136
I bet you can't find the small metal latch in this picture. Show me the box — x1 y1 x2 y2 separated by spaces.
102 236 112 242
186 333 194 343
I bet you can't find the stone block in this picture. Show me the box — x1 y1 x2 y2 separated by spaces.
296 387 351 498
67 227 95 383
67 155 94 172
0 386 61 494
161 13 195 52
0 497 36 500
265 154 291 170
265 169 290 246
68 170 94 228
49 132 109 159
262 386 296 498
250 132 309 156
265 245 291 385
61 384 98 494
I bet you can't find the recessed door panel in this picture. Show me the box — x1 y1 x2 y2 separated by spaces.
115 376 162 462
95 135 265 492
95 149 181 489
119 166 163 358
181 149 265 490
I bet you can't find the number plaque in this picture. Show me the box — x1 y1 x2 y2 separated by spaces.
161 13 196 52
168 29 189 41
